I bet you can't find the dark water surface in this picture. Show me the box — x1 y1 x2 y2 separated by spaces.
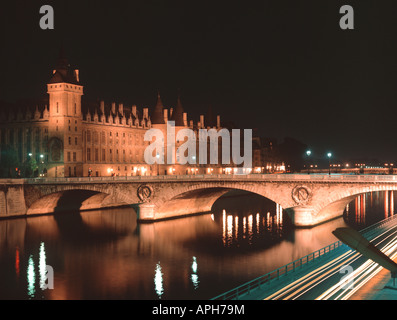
0 190 394 299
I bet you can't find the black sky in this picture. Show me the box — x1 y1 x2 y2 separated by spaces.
1 0 397 161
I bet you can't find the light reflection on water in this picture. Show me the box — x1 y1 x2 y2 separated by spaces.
0 190 395 299
154 262 164 299
27 255 35 298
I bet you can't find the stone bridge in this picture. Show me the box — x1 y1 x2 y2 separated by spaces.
1 174 397 227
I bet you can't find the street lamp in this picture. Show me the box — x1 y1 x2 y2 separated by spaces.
39 154 44 177
191 155 196 175
327 152 332 176
306 150 311 174
156 153 160 176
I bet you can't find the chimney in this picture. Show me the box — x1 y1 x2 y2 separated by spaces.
74 69 80 82
131 105 137 117
118 103 124 115
164 109 168 122
200 115 205 128
143 107 148 119
183 112 187 126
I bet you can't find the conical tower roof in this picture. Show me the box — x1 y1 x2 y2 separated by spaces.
150 91 165 124
170 92 185 126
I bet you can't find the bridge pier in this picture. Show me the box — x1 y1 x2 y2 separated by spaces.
286 195 357 227
286 205 345 228
0 184 27 218
133 203 156 221
285 206 317 227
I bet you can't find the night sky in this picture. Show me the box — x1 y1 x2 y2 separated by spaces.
1 0 397 161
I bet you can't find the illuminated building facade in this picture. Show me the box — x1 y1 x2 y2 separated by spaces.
0 52 227 177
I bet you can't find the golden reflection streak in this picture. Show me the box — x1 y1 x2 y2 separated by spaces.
235 216 239 240
256 213 260 232
222 210 226 245
243 217 246 238
248 215 253 237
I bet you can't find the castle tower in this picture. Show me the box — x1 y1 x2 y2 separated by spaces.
46 49 84 177
169 92 185 127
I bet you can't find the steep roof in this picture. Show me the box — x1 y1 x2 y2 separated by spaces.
48 48 80 85
150 91 165 124
169 94 184 126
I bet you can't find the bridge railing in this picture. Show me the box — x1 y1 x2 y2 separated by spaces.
2 173 397 184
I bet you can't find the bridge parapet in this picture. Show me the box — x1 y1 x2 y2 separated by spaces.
3 173 397 185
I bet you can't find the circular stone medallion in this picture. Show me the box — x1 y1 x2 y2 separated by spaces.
292 186 311 205
137 185 153 202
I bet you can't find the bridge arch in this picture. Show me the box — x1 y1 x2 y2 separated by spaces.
149 181 289 221
25 185 131 215
315 184 397 214
289 183 397 227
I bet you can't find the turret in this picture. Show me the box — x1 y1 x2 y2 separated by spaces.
169 93 185 126
151 91 165 124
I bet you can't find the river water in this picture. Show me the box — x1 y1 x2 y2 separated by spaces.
0 190 394 300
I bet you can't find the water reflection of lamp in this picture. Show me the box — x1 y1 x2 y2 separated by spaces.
235 216 239 239
191 256 199 290
227 214 233 243
248 214 253 237
39 242 47 289
27 255 35 298
154 262 164 299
